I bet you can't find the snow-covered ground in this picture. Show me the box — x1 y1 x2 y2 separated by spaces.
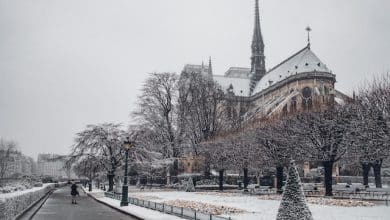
128 191 390 220
0 183 54 199
97 197 184 220
84 187 183 220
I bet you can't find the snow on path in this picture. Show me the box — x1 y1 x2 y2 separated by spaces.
131 191 390 220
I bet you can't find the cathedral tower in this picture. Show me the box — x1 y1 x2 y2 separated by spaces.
249 0 266 95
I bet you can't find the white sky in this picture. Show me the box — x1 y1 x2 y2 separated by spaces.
1 0 390 159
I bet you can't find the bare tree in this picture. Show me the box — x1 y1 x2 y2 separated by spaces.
0 139 18 181
73 156 102 183
132 73 179 174
178 71 224 155
348 76 390 188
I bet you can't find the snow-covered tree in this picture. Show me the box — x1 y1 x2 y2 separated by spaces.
252 119 304 193
120 126 178 187
294 106 352 196
231 134 255 190
276 161 313 220
70 123 125 192
127 126 174 182
199 139 235 191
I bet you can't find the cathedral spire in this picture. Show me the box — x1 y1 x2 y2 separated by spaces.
249 0 266 95
208 56 213 76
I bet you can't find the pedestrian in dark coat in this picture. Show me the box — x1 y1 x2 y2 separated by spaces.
71 182 79 204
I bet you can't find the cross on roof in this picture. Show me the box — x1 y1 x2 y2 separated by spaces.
306 26 312 47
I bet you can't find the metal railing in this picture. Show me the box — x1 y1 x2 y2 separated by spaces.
333 191 390 201
104 192 232 220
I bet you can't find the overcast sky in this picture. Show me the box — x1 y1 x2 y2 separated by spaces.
1 0 389 159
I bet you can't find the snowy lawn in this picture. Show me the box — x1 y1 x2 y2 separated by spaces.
128 191 390 220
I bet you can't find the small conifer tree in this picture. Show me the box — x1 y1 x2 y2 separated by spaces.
185 176 195 192
276 160 313 220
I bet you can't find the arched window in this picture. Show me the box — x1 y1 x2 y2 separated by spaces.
302 87 313 110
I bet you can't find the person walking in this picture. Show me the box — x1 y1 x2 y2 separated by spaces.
70 182 79 204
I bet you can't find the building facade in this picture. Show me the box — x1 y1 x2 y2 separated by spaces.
37 154 67 178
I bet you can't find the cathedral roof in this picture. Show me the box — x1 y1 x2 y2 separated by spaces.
252 45 331 94
213 75 251 96
183 46 331 97
224 67 251 79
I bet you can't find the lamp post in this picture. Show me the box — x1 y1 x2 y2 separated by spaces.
120 137 132 206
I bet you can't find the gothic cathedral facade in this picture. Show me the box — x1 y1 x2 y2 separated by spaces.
181 0 348 125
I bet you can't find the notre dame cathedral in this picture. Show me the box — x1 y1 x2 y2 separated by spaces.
181 0 349 126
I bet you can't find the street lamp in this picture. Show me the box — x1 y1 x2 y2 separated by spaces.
120 137 132 206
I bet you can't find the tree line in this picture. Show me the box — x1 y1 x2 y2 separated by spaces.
69 71 390 196
198 75 390 196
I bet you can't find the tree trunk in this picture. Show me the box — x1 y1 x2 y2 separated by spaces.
323 161 334 196
218 169 224 191
372 159 383 188
172 159 179 176
361 162 370 187
204 160 211 179
166 167 171 185
276 166 284 194
243 168 249 190
107 173 114 192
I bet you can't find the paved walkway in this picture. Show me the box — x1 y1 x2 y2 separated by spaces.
33 186 137 220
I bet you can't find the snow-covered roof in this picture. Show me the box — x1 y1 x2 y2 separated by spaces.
213 75 251 96
182 46 331 97
253 46 331 94
224 67 251 79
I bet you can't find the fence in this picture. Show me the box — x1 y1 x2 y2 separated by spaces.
333 191 390 203
104 192 231 220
